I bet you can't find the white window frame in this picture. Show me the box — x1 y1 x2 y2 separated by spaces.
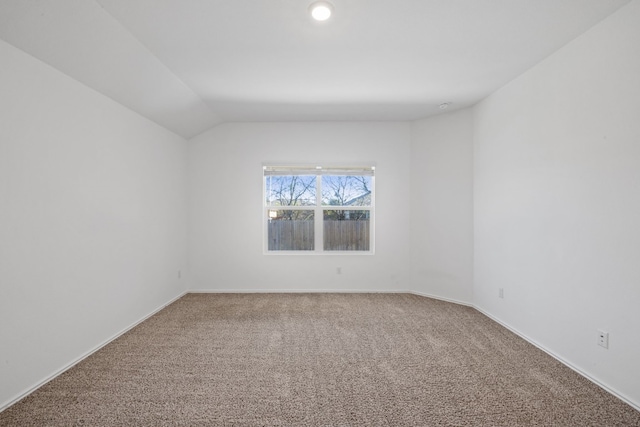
263 164 375 255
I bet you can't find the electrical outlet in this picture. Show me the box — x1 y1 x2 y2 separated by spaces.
597 330 609 349
498 288 504 299
336 267 342 274
178 270 182 279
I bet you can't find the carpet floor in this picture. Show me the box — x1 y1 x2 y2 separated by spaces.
1 293 639 426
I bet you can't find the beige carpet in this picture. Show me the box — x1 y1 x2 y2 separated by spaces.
1 293 639 426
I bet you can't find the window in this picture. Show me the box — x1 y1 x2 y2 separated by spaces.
264 165 375 254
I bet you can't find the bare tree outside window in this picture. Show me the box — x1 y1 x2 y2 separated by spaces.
322 175 371 206
322 175 371 221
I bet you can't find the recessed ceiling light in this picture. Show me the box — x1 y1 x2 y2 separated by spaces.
309 1 333 21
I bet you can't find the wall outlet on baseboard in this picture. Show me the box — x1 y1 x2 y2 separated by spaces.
178 270 182 279
597 330 609 349
336 267 342 275
498 288 504 299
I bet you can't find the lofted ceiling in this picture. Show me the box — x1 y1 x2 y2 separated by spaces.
0 0 630 139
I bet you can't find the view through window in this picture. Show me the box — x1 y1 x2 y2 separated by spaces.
264 166 375 253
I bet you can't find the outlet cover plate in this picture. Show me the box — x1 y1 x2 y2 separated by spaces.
597 330 609 349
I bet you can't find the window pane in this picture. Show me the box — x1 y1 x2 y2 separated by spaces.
321 176 371 206
265 175 316 206
323 210 370 251
267 210 314 251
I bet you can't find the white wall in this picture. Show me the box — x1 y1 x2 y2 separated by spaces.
410 109 474 304
0 40 188 409
188 122 412 292
473 0 640 408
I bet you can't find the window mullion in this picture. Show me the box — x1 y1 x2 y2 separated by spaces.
314 175 323 252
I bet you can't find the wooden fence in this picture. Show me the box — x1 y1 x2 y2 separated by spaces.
324 220 370 251
268 220 370 251
268 220 314 250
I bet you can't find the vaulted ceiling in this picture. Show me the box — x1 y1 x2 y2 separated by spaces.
0 0 630 138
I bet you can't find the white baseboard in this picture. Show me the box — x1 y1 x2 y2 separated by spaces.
473 305 640 413
188 289 406 294
0 291 187 413
408 290 473 307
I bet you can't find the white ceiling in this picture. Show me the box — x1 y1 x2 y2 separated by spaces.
0 0 630 139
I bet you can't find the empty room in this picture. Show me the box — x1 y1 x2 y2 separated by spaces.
1 0 639 425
